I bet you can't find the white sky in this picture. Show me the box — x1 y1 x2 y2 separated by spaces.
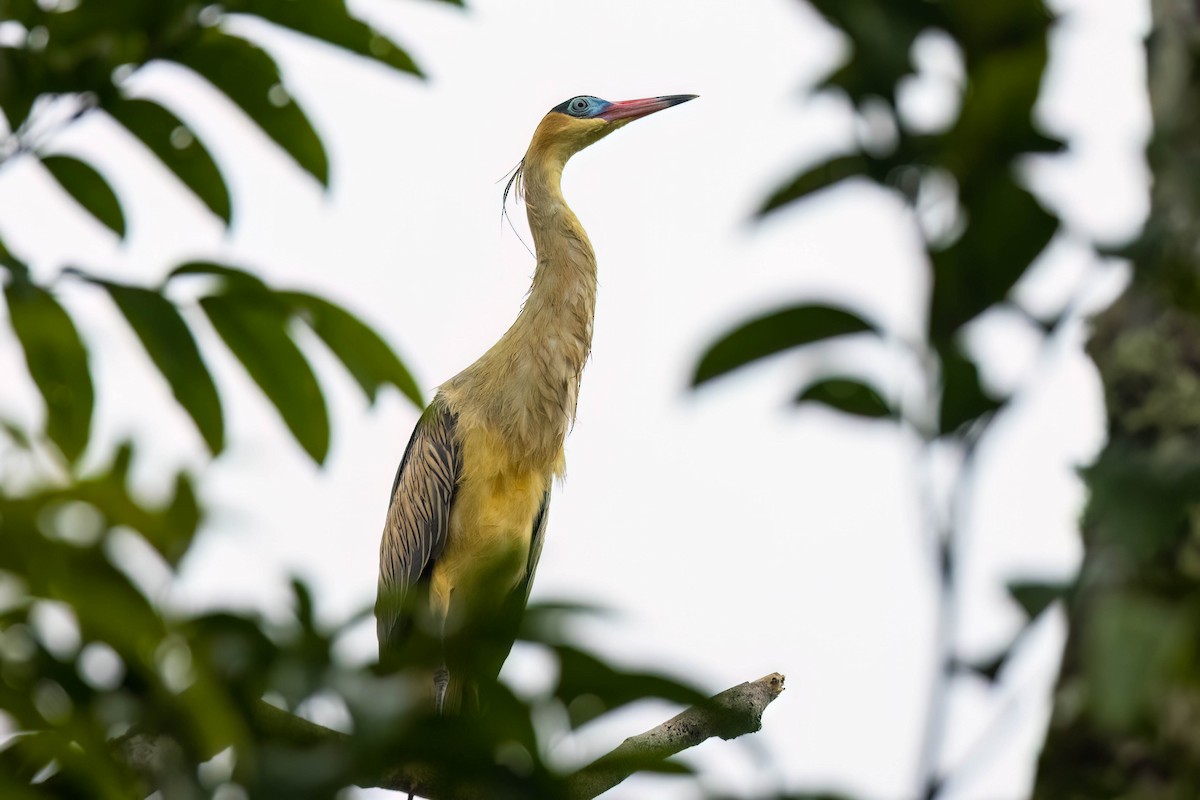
0 0 1150 797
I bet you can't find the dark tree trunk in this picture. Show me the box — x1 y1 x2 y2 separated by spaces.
1034 2 1200 796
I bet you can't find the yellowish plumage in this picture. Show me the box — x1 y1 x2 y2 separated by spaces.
428 425 554 625
425 114 604 628
375 93 696 711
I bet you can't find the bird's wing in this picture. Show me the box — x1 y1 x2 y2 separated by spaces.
520 489 551 603
376 396 461 657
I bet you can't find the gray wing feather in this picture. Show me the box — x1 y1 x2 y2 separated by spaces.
376 397 461 656
520 490 551 603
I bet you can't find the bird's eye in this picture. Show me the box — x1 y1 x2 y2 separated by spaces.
571 98 589 113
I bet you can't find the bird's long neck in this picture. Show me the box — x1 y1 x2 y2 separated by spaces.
445 154 597 471
519 157 598 371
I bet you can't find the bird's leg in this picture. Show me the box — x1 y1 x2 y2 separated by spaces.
433 663 450 714
434 601 451 714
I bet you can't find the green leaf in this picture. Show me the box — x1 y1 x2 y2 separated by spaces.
201 293 330 463
165 474 200 561
99 281 224 454
938 343 1003 432
66 443 203 567
0 417 33 451
173 32 327 185
760 154 874 216
694 304 879 385
0 235 31 282
1 500 165 657
4 280 94 463
40 155 126 237
929 175 1056 340
0 731 61 786
225 0 422 76
108 98 231 224
807 0 940 104
635 758 694 776
0 48 37 132
796 377 893 418
1083 593 1189 730
1007 580 1070 621
168 261 270 292
939 40 1061 183
960 651 1007 683
519 601 613 647
553 646 706 728
290 578 317 633
1081 444 1200 564
941 0 1052 62
186 612 279 697
580 750 695 780
279 291 423 408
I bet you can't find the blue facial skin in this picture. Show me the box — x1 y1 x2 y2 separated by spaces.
551 95 613 119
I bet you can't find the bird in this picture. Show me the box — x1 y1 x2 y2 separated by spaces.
375 93 696 713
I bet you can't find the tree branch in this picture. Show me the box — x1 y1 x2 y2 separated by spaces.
564 672 786 800
112 672 785 799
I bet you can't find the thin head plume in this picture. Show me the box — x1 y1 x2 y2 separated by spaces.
499 159 533 257
500 158 524 206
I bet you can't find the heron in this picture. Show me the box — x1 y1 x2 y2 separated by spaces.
375 93 696 712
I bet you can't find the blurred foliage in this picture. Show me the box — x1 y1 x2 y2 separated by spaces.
2 0 1188 795
699 10 1061 788
795 377 893 419
695 0 1200 796
0 1 736 799
703 123 1056 800
697 0 1057 438
0 0 432 465
2 248 423 466
1031 3 1200 795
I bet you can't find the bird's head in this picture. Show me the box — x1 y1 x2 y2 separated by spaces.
525 94 697 167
